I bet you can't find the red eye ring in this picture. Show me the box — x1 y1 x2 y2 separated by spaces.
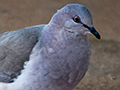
73 15 81 23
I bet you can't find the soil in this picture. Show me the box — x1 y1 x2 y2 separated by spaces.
0 0 119 90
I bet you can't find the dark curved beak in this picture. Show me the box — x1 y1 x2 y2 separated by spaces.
83 24 100 39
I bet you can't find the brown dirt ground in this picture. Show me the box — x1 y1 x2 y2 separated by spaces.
0 0 119 90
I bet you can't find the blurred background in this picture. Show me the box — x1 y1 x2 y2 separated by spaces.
0 0 119 90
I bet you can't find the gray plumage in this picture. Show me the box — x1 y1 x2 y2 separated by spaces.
0 4 100 90
0 25 45 82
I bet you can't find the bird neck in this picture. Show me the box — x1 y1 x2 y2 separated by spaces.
39 25 91 86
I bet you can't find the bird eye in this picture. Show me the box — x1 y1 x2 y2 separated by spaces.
73 15 81 23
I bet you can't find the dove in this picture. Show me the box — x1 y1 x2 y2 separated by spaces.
0 4 100 90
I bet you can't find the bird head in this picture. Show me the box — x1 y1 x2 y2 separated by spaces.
49 4 100 39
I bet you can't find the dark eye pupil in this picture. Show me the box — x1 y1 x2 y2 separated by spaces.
73 16 80 23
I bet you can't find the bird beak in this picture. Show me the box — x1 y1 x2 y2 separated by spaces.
82 24 100 39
